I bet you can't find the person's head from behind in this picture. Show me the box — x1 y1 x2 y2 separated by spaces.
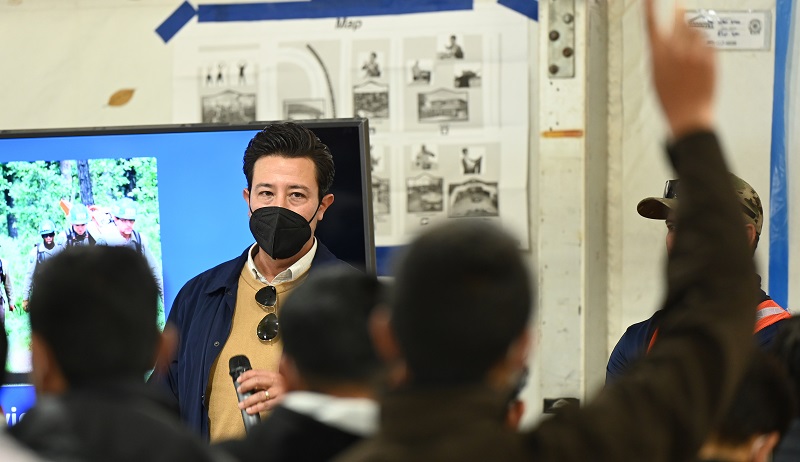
638 174 762 255
381 220 532 389
242 122 336 259
279 267 385 395
505 366 529 430
28 246 160 394
698 351 794 462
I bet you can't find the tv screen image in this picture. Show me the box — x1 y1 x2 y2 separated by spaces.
0 156 165 375
0 119 374 423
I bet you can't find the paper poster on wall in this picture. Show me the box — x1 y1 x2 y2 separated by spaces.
171 4 533 249
370 144 392 237
278 41 341 120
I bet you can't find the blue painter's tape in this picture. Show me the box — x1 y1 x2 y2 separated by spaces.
768 0 793 307
156 1 197 43
498 0 538 21
197 0 473 22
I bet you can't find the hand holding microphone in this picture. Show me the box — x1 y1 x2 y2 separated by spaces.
230 355 285 419
229 355 262 433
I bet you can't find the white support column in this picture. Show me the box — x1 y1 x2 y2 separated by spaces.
533 0 609 417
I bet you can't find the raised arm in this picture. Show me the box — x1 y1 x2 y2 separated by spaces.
526 2 756 460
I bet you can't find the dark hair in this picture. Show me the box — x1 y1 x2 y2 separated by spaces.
280 267 384 387
242 122 335 199
28 246 160 385
712 351 795 445
770 317 800 417
0 320 7 386
391 220 533 386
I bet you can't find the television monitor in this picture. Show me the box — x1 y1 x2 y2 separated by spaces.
0 119 375 422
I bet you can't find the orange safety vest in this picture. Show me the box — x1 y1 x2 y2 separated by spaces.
647 299 792 353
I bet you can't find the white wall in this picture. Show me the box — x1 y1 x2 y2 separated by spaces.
0 0 176 130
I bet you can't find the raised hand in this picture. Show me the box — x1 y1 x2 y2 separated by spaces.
645 0 716 138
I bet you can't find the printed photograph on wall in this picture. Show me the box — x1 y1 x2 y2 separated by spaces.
437 34 466 60
410 144 439 171
370 146 392 237
283 99 326 120
418 89 468 123
408 59 433 85
372 176 391 216
448 179 499 218
453 63 482 88
199 59 257 123
0 157 164 380
406 173 444 213
354 81 390 120
459 146 485 174
358 51 385 79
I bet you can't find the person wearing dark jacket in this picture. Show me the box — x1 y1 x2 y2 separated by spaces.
149 122 350 442
9 246 222 462
217 267 384 461
606 173 789 383
338 2 758 461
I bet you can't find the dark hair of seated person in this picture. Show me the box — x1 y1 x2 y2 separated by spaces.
279 266 385 389
390 220 532 386
28 245 160 385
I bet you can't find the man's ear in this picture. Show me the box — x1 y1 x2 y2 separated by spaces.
242 188 252 215
153 324 178 377
487 328 531 391
369 306 399 363
744 223 758 249
369 306 408 387
315 194 335 222
506 399 525 431
751 432 781 462
279 356 303 392
31 333 67 396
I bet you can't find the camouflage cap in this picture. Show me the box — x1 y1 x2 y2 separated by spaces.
637 174 763 234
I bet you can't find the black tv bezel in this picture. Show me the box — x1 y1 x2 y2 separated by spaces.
0 118 377 276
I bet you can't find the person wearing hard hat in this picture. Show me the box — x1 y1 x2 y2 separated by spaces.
21 219 61 312
55 204 97 248
96 198 163 296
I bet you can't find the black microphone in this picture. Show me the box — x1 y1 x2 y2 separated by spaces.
229 355 262 433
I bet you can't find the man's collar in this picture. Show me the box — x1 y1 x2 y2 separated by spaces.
247 239 317 284
281 391 377 437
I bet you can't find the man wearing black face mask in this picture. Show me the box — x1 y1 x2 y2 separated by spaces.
150 122 349 442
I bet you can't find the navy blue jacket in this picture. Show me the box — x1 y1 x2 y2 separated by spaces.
149 242 347 441
606 285 789 384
